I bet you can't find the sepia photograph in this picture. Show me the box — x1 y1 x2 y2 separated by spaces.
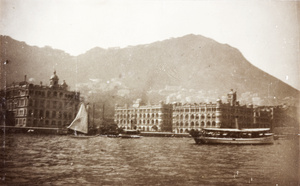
0 0 299 185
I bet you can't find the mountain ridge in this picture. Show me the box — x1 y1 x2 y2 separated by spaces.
0 34 299 105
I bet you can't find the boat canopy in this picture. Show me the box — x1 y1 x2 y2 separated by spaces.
122 130 140 134
202 128 271 132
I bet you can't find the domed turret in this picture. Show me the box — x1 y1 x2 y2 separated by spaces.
49 71 59 88
61 80 68 90
227 89 237 106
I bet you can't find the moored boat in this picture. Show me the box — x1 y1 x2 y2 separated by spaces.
119 130 141 138
193 128 274 145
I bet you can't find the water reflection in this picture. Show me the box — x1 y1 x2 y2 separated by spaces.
0 134 298 185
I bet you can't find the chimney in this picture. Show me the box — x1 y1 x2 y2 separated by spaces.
24 75 27 82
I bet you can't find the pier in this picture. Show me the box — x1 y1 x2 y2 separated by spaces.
140 131 190 137
0 126 67 134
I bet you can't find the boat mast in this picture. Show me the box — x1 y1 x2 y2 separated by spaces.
102 103 105 123
235 116 241 129
87 103 90 133
93 103 95 127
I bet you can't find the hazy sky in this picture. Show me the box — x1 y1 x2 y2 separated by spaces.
0 0 299 90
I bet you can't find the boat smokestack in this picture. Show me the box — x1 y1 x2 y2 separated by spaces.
235 116 240 129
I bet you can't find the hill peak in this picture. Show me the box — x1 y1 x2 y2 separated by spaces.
1 34 299 106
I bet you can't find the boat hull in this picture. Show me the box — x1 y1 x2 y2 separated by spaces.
119 134 141 138
119 130 141 138
70 134 99 138
194 136 274 145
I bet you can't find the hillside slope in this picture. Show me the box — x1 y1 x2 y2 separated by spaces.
1 34 298 104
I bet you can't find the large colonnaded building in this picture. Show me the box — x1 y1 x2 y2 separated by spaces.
114 90 272 133
0 71 81 128
114 99 173 132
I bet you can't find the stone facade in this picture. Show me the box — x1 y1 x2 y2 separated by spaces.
114 99 173 132
114 90 273 134
172 90 270 133
0 71 81 128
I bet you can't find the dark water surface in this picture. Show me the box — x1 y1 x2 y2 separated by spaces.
0 134 299 185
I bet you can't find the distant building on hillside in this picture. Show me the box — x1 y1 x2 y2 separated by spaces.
0 71 81 129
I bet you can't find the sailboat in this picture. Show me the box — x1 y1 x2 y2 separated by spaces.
67 103 98 138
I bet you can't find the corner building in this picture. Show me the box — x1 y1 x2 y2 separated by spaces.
172 90 271 133
1 71 80 128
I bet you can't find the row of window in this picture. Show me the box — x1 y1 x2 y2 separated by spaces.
15 118 70 127
6 89 27 97
174 121 217 127
14 108 76 120
29 90 79 99
28 99 78 110
116 119 162 125
7 98 79 111
6 90 80 100
7 99 26 109
174 108 253 114
29 110 76 120
30 119 69 127
174 108 218 112
115 109 164 114
6 89 78 99
173 114 217 119
116 113 161 118
116 107 252 117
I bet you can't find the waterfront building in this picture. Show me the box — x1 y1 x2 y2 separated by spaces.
268 105 299 134
172 102 219 133
114 89 273 134
253 106 272 128
114 99 173 132
172 90 256 133
0 71 81 128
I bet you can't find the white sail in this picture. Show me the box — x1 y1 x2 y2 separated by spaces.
67 103 88 134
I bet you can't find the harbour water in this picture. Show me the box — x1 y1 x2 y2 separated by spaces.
1 134 299 185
